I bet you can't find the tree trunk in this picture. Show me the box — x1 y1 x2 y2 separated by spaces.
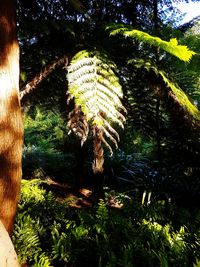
0 0 23 234
0 220 20 266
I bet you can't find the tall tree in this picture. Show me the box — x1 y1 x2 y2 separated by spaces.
0 0 23 234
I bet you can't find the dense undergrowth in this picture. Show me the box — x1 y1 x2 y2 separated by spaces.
13 178 200 267
14 108 200 267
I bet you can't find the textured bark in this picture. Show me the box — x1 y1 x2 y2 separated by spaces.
0 220 20 266
92 125 104 174
0 0 23 234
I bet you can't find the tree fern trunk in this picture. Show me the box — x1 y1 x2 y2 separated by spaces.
0 0 23 234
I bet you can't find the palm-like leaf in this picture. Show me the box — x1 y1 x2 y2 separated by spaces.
107 24 196 62
67 50 125 173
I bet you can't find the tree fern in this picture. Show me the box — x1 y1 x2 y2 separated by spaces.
67 50 126 173
107 24 196 62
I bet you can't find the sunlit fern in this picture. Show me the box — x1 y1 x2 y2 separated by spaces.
132 59 200 129
67 50 126 173
106 24 196 62
173 70 200 102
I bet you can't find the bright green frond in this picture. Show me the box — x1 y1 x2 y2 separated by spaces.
134 60 200 122
107 24 196 62
67 50 126 172
67 50 125 127
158 70 200 120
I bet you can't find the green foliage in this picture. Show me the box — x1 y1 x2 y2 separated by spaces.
13 214 41 263
13 179 67 266
107 24 196 62
23 145 75 179
104 149 155 191
133 60 200 122
171 23 200 109
13 178 200 267
20 179 46 203
67 50 126 172
23 107 75 179
67 50 125 137
24 107 67 151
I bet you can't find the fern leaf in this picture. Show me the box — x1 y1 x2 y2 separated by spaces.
107 24 196 62
133 59 200 128
33 253 53 267
68 51 124 125
67 50 125 173
158 71 200 120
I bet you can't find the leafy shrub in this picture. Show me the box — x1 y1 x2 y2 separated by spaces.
24 107 67 151
22 107 76 180
13 179 200 267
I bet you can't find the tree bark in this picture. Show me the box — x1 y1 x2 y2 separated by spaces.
0 0 23 234
0 220 20 266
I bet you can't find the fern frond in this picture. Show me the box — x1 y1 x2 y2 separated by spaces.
67 50 125 173
68 51 124 124
13 214 42 264
158 71 200 120
133 59 200 128
33 253 53 267
20 179 46 203
107 24 196 62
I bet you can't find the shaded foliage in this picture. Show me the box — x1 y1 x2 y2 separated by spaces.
13 179 200 267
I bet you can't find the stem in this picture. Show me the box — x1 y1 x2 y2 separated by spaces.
20 55 69 100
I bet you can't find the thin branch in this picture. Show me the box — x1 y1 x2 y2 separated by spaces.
20 55 69 100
